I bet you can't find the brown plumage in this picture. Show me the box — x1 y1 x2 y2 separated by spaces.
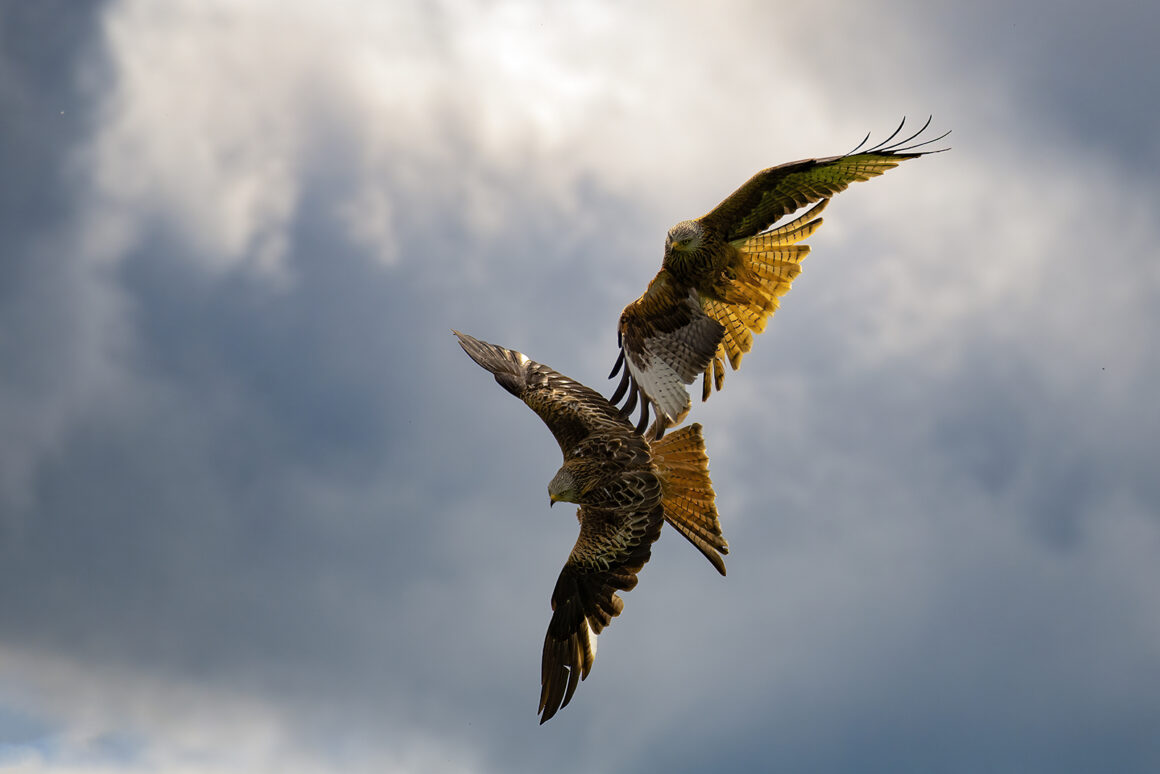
454 331 727 723
610 118 949 437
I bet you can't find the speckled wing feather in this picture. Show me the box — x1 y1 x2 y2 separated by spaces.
539 499 664 723
455 330 644 457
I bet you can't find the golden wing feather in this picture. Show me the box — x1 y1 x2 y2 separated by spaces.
699 117 949 241
455 330 644 455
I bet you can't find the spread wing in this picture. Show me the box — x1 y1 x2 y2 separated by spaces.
698 116 949 241
539 499 664 724
454 330 644 455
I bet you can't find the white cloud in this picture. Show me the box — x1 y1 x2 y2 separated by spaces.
88 1 310 273
0 647 481 774
81 0 938 278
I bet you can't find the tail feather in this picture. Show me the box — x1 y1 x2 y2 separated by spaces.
649 423 728 575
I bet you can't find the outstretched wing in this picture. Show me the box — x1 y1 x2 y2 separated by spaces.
454 330 643 455
610 282 724 438
539 499 664 723
698 117 949 242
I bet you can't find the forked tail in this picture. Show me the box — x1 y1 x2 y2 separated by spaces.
649 422 728 575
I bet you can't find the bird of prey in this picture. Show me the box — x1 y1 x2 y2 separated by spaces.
454 330 727 723
610 118 949 436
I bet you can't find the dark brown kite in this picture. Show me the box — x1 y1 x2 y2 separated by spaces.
454 331 727 723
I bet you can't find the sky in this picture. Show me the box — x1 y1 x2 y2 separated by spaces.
2 0 1159 772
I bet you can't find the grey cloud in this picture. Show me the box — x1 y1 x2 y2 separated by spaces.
2 0 1159 772
931 1 1160 168
0 0 121 508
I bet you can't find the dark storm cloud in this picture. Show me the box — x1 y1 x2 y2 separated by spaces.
0 0 114 507
933 1 1160 168
0 28 657 760
2 0 1159 772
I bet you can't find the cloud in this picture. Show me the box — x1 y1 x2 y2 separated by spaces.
0 0 130 510
0 647 484 774
2 0 1159 772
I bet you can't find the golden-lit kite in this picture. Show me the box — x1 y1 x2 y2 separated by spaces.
611 118 949 436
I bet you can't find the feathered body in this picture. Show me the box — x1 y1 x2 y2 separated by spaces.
454 331 726 723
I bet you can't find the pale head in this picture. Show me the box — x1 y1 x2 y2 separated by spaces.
665 220 703 256
548 466 579 506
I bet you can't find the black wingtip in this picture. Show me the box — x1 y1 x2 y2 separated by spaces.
609 347 625 380
845 129 873 156
609 362 631 405
864 116 909 154
634 391 651 435
610 374 656 440
620 379 638 417
852 116 951 158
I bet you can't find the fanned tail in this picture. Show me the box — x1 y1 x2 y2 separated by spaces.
700 199 827 400
649 423 728 575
